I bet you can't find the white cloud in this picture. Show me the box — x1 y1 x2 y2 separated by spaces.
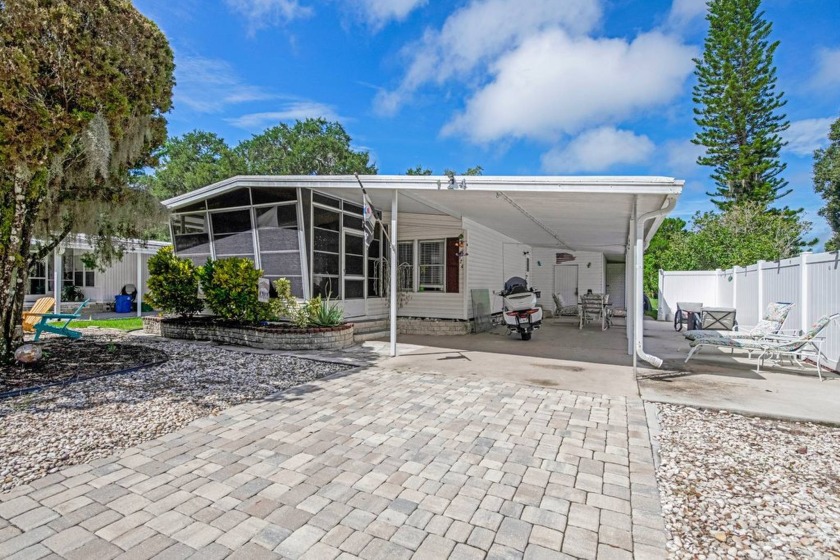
812 47 840 89
224 0 313 34
374 0 601 115
443 30 697 142
541 127 655 172
349 0 427 30
784 117 835 156
226 101 341 129
175 56 275 113
665 0 707 31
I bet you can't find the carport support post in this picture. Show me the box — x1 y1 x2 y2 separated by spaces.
629 201 637 369
389 191 398 357
53 248 62 314
136 251 143 318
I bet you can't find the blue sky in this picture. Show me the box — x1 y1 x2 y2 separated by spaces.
134 0 840 248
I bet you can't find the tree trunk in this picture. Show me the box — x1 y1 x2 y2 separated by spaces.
0 177 36 363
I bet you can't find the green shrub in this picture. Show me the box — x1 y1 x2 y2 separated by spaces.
198 257 270 322
309 297 344 327
270 278 308 327
146 247 203 316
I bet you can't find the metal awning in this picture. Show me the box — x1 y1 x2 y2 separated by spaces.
163 175 683 259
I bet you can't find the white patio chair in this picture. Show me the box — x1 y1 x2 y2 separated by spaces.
579 293 608 330
684 302 795 341
552 293 578 317
685 313 839 380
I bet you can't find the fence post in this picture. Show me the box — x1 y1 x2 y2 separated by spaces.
757 260 765 320
800 252 811 333
658 269 664 320
732 266 738 311
715 268 722 306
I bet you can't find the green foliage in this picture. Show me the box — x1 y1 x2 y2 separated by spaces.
61 284 86 303
0 0 174 361
139 130 237 200
648 204 813 292
692 0 790 209
199 257 270 323
146 247 203 316
270 278 307 327
309 297 344 327
233 118 376 175
644 218 688 296
408 165 484 177
813 117 840 251
406 166 433 175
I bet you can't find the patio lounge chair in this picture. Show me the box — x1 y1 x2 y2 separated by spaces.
685 313 840 380
684 302 794 341
22 297 55 333
33 299 90 341
552 293 578 317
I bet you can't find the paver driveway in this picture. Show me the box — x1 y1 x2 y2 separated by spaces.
0 368 667 559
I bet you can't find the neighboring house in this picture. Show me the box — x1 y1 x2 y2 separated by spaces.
25 235 170 314
162 175 683 364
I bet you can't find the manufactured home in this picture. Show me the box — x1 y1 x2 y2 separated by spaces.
25 235 169 315
163 175 683 366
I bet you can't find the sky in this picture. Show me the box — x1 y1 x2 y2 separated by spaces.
133 0 840 249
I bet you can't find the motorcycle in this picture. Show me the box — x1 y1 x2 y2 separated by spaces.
500 277 543 340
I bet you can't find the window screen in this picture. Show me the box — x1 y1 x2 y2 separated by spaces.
172 214 211 255
419 241 444 291
212 209 254 257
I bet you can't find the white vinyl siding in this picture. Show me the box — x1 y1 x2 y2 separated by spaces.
465 218 529 315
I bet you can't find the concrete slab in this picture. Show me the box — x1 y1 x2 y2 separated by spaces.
373 318 640 398
639 320 840 424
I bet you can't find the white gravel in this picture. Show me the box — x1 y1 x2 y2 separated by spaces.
655 404 840 559
0 331 350 492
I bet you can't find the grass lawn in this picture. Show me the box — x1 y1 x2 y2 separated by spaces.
49 317 144 331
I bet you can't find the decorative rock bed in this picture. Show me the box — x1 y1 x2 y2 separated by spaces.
143 316 354 350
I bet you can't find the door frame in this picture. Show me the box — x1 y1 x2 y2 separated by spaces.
342 229 366 318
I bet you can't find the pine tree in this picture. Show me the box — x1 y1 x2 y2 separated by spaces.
692 0 790 210
813 117 840 251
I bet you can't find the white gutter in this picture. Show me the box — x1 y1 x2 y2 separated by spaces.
633 196 676 369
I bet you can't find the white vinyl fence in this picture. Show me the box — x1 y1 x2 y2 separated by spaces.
658 251 840 371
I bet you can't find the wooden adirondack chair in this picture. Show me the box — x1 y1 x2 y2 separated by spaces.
33 299 90 341
22 297 55 333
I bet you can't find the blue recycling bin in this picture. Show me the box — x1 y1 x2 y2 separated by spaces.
114 295 132 313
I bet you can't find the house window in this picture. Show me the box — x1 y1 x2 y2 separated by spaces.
419 241 445 291
312 206 341 299
28 259 52 295
397 242 414 292
63 250 95 287
171 213 211 267
211 209 254 258
256 204 303 297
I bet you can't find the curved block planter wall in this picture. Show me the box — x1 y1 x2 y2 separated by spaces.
143 317 354 351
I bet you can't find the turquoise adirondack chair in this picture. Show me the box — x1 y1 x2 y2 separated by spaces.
33 299 90 341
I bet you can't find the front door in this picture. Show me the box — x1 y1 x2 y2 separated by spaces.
554 265 579 306
343 231 366 318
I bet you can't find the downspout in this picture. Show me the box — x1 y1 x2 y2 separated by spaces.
634 196 676 369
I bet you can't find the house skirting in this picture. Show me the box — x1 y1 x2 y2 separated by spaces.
353 317 473 337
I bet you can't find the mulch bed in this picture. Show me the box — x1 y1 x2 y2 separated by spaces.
1 337 168 396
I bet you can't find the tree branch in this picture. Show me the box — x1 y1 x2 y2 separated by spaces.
28 223 72 266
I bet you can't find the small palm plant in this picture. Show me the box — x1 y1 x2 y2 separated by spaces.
310 297 344 327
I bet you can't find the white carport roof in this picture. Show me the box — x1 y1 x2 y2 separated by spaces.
163 175 684 259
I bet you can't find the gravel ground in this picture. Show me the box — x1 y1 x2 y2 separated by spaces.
656 404 840 559
0 331 351 492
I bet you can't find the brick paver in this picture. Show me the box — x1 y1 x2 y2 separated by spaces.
0 368 667 558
